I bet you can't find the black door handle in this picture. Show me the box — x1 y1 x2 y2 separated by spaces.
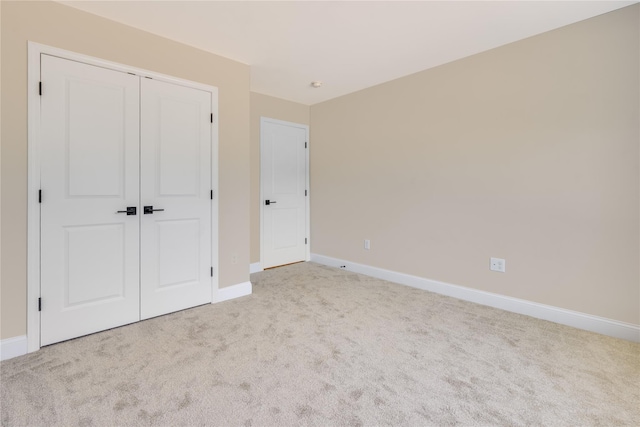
144 206 165 214
116 207 137 215
265 200 277 206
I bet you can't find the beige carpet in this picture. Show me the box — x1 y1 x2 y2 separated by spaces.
1 262 639 426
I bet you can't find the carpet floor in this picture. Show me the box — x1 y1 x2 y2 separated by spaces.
1 262 639 426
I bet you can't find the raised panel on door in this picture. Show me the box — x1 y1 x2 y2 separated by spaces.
140 78 212 320
40 54 140 346
261 120 307 268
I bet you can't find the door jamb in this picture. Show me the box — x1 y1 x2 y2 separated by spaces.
259 117 310 270
27 42 219 353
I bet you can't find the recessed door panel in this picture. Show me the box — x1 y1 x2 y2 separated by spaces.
140 78 212 320
64 224 126 306
272 139 299 195
272 208 300 249
67 80 125 197
158 98 201 197
157 219 200 288
40 54 140 346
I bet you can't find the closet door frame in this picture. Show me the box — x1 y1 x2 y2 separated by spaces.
27 42 219 353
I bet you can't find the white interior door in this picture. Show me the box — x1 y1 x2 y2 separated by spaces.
261 118 308 269
140 78 212 320
40 55 141 346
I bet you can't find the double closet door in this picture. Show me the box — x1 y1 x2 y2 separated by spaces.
39 55 214 346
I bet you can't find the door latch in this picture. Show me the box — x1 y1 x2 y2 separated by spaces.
116 206 137 215
144 206 165 214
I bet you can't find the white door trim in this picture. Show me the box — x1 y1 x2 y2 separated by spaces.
27 41 219 353
259 117 310 269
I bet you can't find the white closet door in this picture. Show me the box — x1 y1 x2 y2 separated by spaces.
140 78 212 320
40 55 141 346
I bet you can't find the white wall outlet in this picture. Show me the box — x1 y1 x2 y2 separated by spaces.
231 253 238 265
490 257 506 273
364 239 371 250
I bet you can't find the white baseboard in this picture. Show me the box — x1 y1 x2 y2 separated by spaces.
250 262 263 274
1 335 28 361
217 281 252 303
311 254 640 343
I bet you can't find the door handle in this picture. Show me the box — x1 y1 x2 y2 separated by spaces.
143 206 165 215
116 207 137 215
265 200 277 206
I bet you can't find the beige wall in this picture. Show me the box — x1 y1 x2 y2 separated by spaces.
311 5 640 325
0 0 251 340
250 93 310 264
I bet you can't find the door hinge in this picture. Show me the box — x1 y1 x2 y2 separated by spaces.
210 113 213 123
38 190 42 203
210 267 214 277
305 141 307 148
305 238 308 244
305 190 307 196
210 190 213 200
38 298 42 312
39 82 42 96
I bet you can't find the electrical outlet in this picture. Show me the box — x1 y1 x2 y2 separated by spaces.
231 254 238 265
364 239 371 250
490 257 506 273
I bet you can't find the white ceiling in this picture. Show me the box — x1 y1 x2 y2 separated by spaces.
59 1 636 105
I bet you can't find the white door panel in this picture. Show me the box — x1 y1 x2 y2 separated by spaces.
272 208 301 248
157 98 202 196
140 78 212 320
261 120 308 268
40 55 140 346
156 219 201 288
64 224 126 305
66 79 127 197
